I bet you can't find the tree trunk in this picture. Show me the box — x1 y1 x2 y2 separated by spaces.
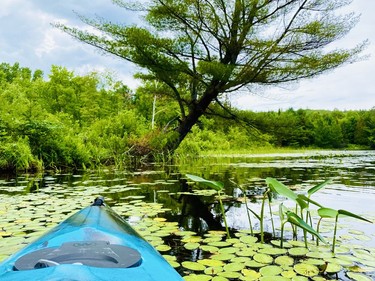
165 82 221 153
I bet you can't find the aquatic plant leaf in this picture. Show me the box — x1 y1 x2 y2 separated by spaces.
265 178 297 200
259 265 282 276
293 263 319 277
241 268 261 279
253 253 273 264
285 211 326 243
223 262 245 272
318 207 338 218
337 209 373 223
182 261 206 271
186 174 224 191
307 180 332 196
274 256 294 266
288 247 309 257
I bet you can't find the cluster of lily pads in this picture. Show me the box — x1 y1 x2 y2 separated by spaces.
0 173 374 281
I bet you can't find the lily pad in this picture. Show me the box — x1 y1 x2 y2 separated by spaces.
293 263 319 277
259 265 283 276
253 253 273 264
288 247 308 257
223 262 245 272
274 255 294 266
182 261 207 271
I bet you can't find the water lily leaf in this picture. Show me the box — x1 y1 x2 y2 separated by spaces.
204 266 223 275
258 247 287 256
239 235 258 244
281 270 296 278
186 174 224 191
259 265 283 276
217 271 241 279
223 262 245 272
200 245 219 253
288 247 309 257
325 263 342 273
198 259 224 267
156 244 171 252
211 253 235 261
182 261 206 271
241 269 261 280
293 263 319 277
235 248 256 257
253 253 273 264
218 247 237 254
245 260 267 268
274 255 294 266
184 242 201 250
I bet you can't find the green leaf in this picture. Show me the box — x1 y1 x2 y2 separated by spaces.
307 179 332 196
186 174 224 191
338 209 373 223
318 207 338 218
265 178 298 200
286 211 326 243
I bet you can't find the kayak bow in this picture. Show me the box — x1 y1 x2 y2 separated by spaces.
0 197 183 280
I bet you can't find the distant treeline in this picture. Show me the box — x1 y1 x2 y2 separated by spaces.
0 62 374 171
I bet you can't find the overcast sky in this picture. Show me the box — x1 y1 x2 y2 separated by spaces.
1 0 374 111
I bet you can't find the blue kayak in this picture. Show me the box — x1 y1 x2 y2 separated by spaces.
0 197 183 280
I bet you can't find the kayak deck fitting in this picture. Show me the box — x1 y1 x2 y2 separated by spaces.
0 197 183 280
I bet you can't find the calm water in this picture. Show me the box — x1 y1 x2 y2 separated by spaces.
1 150 374 279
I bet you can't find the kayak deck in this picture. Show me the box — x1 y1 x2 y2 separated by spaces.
0 198 183 280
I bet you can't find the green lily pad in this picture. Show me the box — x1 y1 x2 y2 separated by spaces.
281 270 296 278
293 263 319 277
288 247 308 257
184 242 201 250
241 269 261 280
198 259 224 267
156 244 171 252
223 262 245 272
258 247 287 256
200 245 219 253
325 263 342 273
245 260 267 268
211 253 236 261
259 265 283 276
204 266 223 275
274 255 294 266
253 253 273 264
182 261 207 271
217 271 241 279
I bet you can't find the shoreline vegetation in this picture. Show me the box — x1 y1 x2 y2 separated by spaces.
0 62 374 172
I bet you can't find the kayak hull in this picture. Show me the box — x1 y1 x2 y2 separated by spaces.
0 201 183 280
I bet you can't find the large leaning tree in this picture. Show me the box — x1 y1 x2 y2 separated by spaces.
56 0 366 154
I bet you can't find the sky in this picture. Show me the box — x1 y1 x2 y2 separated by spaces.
1 0 374 111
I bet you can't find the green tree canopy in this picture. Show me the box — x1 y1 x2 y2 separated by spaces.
56 0 367 154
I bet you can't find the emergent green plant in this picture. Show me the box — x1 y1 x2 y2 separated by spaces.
279 203 326 248
185 174 230 238
317 207 373 253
